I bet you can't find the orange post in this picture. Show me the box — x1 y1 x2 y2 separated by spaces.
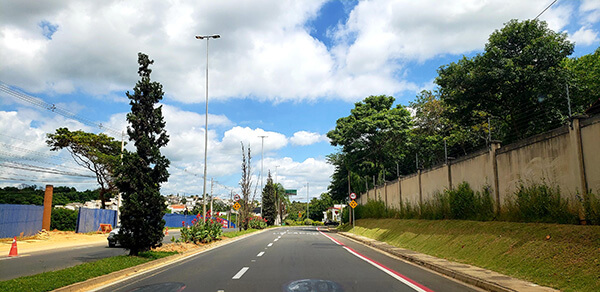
42 185 53 231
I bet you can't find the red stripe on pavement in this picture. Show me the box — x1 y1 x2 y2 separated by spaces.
317 228 434 292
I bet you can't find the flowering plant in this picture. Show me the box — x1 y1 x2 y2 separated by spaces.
179 213 223 244
247 216 268 229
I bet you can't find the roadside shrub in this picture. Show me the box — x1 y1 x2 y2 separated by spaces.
284 219 295 226
51 208 78 231
502 182 578 224
178 215 223 244
341 207 349 223
303 218 314 225
420 192 450 220
247 216 267 229
312 221 324 226
582 191 600 225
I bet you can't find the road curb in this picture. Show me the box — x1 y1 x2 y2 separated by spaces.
337 231 558 292
54 228 274 292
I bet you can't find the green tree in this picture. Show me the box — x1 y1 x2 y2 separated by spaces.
262 172 277 225
115 53 170 256
308 193 334 221
327 95 412 200
436 19 574 143
563 47 600 114
46 128 122 209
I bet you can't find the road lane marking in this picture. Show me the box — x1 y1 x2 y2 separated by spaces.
267 243 273 247
257 251 265 257
274 238 279 242
232 267 249 279
318 228 433 292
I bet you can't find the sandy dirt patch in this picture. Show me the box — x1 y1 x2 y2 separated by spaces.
1 230 109 255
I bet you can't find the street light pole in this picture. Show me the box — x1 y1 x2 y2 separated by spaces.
196 34 220 223
258 135 267 217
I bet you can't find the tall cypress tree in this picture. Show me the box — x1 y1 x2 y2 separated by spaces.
116 53 170 256
262 172 277 225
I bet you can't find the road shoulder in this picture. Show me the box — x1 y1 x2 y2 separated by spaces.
337 230 558 292
54 228 274 292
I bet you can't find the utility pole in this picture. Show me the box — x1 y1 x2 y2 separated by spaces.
275 165 280 225
210 178 214 217
117 130 125 225
258 135 267 217
306 182 309 220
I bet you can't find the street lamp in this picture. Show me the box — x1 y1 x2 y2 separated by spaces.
258 135 268 217
196 34 220 222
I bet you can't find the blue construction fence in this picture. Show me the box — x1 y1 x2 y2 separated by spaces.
0 204 236 238
164 213 236 228
75 207 118 233
0 204 44 238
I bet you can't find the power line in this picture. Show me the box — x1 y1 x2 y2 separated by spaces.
0 176 96 184
535 0 558 20
0 81 124 138
0 161 95 178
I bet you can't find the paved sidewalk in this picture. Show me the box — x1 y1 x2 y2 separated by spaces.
337 231 558 292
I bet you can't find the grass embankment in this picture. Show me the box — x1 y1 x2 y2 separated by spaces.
343 219 600 292
0 251 176 292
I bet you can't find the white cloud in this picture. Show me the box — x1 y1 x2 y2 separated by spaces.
290 131 327 146
569 26 600 46
1 0 572 104
580 0 600 24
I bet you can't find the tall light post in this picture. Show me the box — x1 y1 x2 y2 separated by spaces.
258 135 268 217
196 34 220 222
274 165 280 224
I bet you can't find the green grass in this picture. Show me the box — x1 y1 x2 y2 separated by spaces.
342 219 600 292
221 228 259 238
0 251 177 292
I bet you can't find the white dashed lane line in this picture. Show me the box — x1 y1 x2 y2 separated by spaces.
257 251 265 257
274 238 279 242
232 267 249 280
267 243 273 247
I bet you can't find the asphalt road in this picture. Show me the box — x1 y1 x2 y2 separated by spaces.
0 229 181 281
95 226 481 292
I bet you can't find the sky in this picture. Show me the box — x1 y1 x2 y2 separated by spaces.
1 0 599 202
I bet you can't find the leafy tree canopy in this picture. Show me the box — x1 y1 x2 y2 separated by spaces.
46 128 121 209
436 19 574 143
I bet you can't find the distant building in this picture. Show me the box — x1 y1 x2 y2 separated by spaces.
323 204 345 222
168 204 187 214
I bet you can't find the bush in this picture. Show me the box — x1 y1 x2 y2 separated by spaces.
284 219 295 226
51 208 78 231
178 215 223 244
303 218 313 225
502 182 578 224
247 216 267 229
312 221 324 226
583 192 600 225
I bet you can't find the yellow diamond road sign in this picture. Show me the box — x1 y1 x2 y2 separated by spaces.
233 202 241 211
349 200 357 209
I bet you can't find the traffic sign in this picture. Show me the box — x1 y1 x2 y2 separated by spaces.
285 189 297 196
349 193 356 200
234 194 241 201
233 202 241 211
349 200 358 209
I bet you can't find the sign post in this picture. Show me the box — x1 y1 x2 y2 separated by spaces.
349 193 357 229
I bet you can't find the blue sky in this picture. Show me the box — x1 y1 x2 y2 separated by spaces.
1 0 599 201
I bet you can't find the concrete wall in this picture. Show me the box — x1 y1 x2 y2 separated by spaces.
401 174 420 205
495 126 578 201
451 150 494 193
420 165 450 201
358 115 600 219
581 115 600 193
